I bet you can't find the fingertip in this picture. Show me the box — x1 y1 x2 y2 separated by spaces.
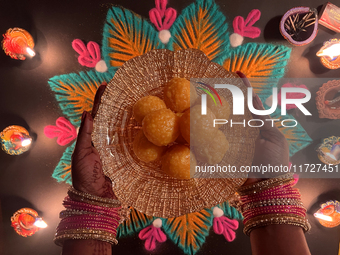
80 111 93 129
236 71 252 88
236 71 245 78
82 111 87 122
79 112 94 135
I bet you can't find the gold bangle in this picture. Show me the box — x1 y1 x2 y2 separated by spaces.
243 214 311 236
54 229 118 246
68 187 121 208
59 209 99 218
241 198 304 212
237 173 294 196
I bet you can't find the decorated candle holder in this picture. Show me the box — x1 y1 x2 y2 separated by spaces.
316 80 340 119
316 39 340 70
0 125 32 155
280 7 318 46
11 208 47 237
314 200 340 228
317 136 340 165
2 28 35 60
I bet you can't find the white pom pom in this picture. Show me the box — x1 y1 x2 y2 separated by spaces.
95 60 108 73
229 33 244 48
213 207 224 218
159 30 171 44
152 218 163 228
265 95 273 107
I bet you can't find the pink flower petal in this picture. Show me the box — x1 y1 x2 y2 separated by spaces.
278 83 309 110
44 117 77 146
145 235 157 251
222 217 239 231
154 228 167 243
223 226 236 242
213 217 224 235
138 225 154 240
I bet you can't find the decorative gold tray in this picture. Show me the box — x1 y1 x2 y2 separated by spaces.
92 48 258 218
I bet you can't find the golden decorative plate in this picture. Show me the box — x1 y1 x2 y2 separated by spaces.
92 48 258 218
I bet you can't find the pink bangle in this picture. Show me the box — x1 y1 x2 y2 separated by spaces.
243 209 306 223
241 192 301 203
54 188 130 247
239 177 310 235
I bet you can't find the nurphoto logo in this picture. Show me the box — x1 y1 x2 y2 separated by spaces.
198 82 311 128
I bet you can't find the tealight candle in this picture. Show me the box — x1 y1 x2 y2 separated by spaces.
1 27 35 60
316 39 340 69
0 125 32 155
11 208 47 237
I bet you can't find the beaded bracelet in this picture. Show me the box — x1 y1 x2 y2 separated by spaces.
243 214 311 236
68 187 121 208
242 198 303 211
55 229 118 246
54 187 130 246
238 174 310 236
238 173 294 196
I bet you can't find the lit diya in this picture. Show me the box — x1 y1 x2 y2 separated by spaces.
0 125 32 155
11 208 47 237
316 38 340 69
2 27 35 60
316 80 340 119
314 200 340 228
280 7 318 46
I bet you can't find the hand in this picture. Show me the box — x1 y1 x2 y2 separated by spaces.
71 83 117 199
236 72 290 186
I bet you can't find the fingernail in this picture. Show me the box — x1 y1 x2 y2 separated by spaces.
236 71 252 88
82 111 87 121
236 71 244 78
87 111 93 121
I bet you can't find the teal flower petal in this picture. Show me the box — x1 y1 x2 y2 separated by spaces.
271 108 313 157
223 43 291 99
48 70 115 127
117 207 155 238
102 6 165 69
216 202 243 220
169 0 230 65
162 208 213 255
52 141 75 185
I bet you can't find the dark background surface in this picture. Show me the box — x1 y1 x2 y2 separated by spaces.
0 0 340 254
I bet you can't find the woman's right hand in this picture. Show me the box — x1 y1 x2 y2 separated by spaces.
236 71 290 186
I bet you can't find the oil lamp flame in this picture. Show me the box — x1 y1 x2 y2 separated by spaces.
26 47 35 57
317 43 340 60
314 213 333 221
21 138 32 147
34 218 48 228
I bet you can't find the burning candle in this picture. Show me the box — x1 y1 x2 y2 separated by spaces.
11 208 47 237
0 125 32 155
314 200 340 228
317 39 340 69
1 27 35 60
